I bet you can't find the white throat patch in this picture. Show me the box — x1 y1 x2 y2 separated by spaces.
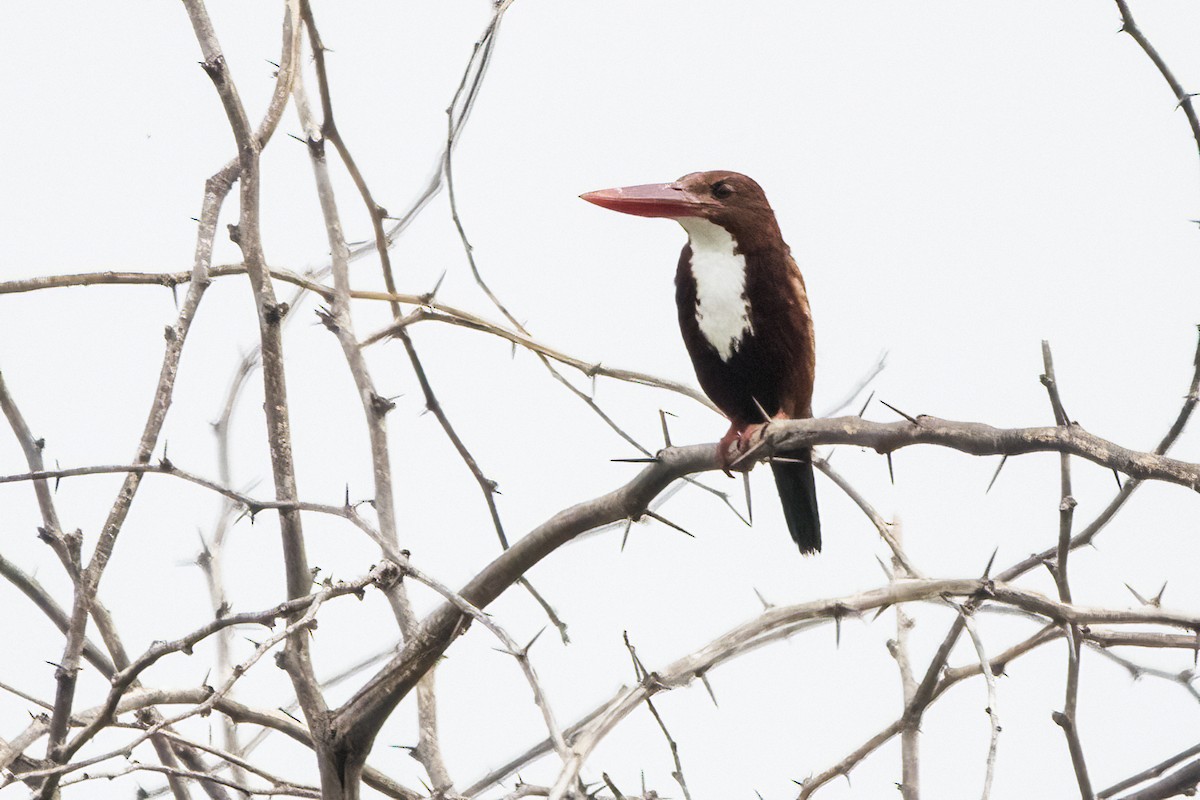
677 217 752 361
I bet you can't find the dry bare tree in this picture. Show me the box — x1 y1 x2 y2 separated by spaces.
3 2 1200 800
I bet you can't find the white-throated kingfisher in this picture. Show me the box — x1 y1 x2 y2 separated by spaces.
581 171 821 553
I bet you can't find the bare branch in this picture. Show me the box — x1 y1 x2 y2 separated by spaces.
1114 0 1200 174
1099 742 1200 798
888 521 920 800
9 588 331 789
1112 758 1200 800
1041 342 1093 800
955 606 999 800
63 567 393 760
58 757 318 798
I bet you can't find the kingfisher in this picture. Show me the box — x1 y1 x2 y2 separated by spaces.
581 171 821 552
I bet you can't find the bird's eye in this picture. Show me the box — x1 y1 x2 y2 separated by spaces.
711 182 734 199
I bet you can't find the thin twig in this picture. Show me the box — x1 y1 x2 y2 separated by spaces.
297 2 514 787
1114 0 1200 174
1099 742 1200 798
954 604 1000 800
1042 342 1093 800
888 521 919 800
9 591 330 788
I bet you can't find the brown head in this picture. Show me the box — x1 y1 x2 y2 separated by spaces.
580 170 783 252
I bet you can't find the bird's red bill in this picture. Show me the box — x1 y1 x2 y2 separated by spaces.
580 182 707 218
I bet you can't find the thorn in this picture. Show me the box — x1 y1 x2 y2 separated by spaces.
753 587 773 610
751 395 772 424
170 283 179 310
610 457 659 463
54 459 61 492
344 484 351 508
522 627 546 655
981 547 998 579
875 555 893 581
711 487 751 528
886 452 895 485
423 270 448 304
699 672 719 707
743 471 753 525
644 510 694 538
835 614 842 647
986 455 1008 494
1153 581 1168 606
857 390 875 418
1112 468 1123 490
879 399 919 424
872 603 892 621
658 409 675 448
1125 583 1150 606
620 518 633 552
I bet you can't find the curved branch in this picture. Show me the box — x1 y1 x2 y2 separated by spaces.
1114 0 1200 172
331 413 1200 772
364 306 715 411
762 416 1200 491
63 567 392 760
542 580 1200 799
0 264 717 410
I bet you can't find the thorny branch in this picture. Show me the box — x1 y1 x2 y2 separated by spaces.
296 2 519 792
6 4 1200 800
793 327 1200 798
15 3 304 796
1042 341 1093 799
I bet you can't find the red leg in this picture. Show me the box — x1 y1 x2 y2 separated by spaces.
718 421 750 475
718 413 790 474
733 412 791 459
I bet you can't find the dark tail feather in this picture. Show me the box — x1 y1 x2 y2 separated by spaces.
770 451 821 554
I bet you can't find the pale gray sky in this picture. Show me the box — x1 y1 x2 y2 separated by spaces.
3 2 1200 798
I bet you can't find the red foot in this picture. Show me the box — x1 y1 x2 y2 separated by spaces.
718 415 788 474
718 424 744 475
